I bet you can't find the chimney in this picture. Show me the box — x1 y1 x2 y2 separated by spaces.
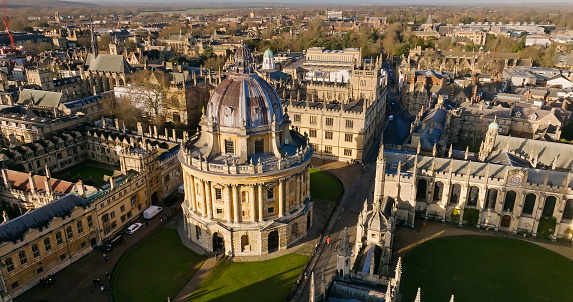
76 180 86 197
110 177 116 190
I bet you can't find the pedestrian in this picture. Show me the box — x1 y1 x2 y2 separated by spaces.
215 252 218 260
327 237 330 245
104 255 109 262
100 285 104 291
146 221 149 227
160 217 163 222
106 272 110 280
102 253 106 260
96 278 100 286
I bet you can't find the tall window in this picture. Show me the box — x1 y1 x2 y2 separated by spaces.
324 146 333 154
44 237 52 252
345 120 353 128
87 215 93 229
294 114 301 122
325 117 333 126
344 149 352 156
225 140 234 154
66 226 74 240
344 134 353 142
18 250 27 266
255 139 264 154
215 188 223 200
32 244 40 259
267 187 274 199
310 116 317 125
325 131 333 140
5 258 13 273
77 221 84 234
309 130 317 138
241 191 248 203
56 232 63 245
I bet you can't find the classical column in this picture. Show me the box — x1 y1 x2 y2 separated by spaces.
201 180 207 217
233 185 240 223
189 175 196 212
279 178 285 217
205 181 213 219
250 185 256 222
285 177 290 211
296 173 302 208
258 184 264 221
225 185 232 223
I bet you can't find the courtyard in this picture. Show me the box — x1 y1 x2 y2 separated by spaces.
400 235 573 302
53 162 115 186
310 168 343 202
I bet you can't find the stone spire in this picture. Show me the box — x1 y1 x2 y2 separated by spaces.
449 295 455 302
414 287 421 302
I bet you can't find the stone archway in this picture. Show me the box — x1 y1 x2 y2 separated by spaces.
212 232 224 252
416 179 428 201
501 215 511 229
241 235 249 252
268 230 279 253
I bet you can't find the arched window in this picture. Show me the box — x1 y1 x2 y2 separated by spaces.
467 186 479 207
543 196 557 217
44 237 52 252
18 250 27 266
503 191 516 213
66 226 74 240
562 200 573 221
486 188 498 209
522 194 536 216
416 179 428 201
449 184 461 205
433 182 444 203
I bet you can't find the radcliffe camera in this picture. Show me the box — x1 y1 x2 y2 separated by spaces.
0 1 572 302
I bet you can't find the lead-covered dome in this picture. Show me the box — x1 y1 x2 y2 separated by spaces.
207 45 284 129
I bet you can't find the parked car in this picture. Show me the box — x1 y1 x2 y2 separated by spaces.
126 223 143 235
104 234 123 252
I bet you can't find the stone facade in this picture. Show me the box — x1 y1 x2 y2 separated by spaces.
179 46 313 256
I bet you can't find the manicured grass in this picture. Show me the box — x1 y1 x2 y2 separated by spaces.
401 236 573 302
189 253 308 302
112 228 207 302
53 164 114 186
310 168 343 202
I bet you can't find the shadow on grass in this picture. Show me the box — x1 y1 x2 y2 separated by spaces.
188 255 307 302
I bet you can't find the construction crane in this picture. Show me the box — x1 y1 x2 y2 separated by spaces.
2 0 15 51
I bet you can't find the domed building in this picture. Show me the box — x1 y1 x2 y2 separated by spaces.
178 45 313 256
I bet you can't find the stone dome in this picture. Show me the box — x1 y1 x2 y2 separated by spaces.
263 48 274 58
207 45 284 129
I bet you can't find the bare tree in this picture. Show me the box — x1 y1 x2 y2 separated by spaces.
186 81 214 127
125 70 174 122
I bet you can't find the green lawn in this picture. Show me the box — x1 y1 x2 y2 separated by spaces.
401 236 573 302
53 164 114 186
189 253 308 302
310 168 343 202
112 228 207 302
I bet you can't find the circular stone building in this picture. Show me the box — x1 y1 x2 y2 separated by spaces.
179 46 313 256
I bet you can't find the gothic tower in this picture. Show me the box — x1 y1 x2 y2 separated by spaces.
478 117 499 161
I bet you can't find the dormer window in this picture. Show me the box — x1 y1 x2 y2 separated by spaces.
514 111 522 118
529 113 538 120
225 107 234 117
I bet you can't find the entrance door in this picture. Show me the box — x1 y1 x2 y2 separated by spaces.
501 215 511 228
268 231 279 252
212 233 224 252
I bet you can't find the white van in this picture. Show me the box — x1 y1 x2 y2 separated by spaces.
143 206 162 219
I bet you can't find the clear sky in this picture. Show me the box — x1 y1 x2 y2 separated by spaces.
66 0 573 4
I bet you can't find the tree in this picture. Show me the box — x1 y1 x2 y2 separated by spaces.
186 81 214 127
126 70 174 123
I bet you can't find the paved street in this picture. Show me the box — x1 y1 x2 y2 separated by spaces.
14 203 179 302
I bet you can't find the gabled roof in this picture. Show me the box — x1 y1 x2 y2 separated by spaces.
85 54 133 74
17 89 63 109
0 195 91 243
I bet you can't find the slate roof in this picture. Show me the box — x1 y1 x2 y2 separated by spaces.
85 54 133 74
17 89 63 109
0 195 91 243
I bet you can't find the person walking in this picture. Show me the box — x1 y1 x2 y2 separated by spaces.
106 272 110 280
327 237 330 245
100 285 105 291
